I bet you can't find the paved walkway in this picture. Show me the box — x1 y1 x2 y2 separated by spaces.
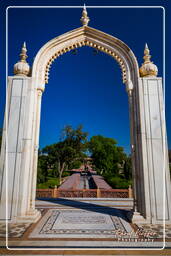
78 175 90 189
58 168 112 190
1 198 170 252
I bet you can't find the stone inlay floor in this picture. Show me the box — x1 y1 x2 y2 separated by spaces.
138 224 171 239
1 205 170 243
0 223 30 238
29 209 133 238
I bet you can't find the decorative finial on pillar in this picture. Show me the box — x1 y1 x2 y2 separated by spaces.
143 43 151 63
14 42 30 76
139 43 158 77
20 42 28 62
80 4 90 26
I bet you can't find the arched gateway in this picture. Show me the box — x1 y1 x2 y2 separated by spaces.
0 7 171 224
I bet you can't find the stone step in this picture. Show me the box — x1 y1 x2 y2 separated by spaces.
36 198 133 210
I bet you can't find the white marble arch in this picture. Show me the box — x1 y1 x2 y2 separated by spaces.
0 23 171 224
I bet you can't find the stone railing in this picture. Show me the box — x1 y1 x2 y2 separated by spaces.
56 189 97 198
36 189 54 198
36 186 133 199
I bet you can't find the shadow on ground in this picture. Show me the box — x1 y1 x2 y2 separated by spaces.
37 198 133 223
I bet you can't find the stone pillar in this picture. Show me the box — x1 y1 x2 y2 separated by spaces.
128 185 133 198
30 89 43 212
96 188 101 198
126 83 146 223
134 77 171 224
127 88 138 210
0 76 41 222
53 186 58 198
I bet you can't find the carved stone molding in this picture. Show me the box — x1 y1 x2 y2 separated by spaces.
44 39 127 84
32 26 139 90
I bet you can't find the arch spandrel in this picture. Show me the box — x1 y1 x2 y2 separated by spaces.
32 26 139 91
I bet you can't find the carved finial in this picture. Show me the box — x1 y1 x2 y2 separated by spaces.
14 42 30 76
139 43 158 77
20 42 28 62
80 4 90 26
143 43 151 63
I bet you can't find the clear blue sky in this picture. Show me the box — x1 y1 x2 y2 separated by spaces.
0 0 170 154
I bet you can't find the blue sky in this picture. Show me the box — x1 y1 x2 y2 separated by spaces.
0 0 170 154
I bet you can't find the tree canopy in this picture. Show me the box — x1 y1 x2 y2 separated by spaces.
88 135 132 188
39 125 88 184
89 135 125 175
37 125 132 188
0 128 2 150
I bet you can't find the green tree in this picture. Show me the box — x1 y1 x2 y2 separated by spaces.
88 135 125 175
37 152 49 184
88 135 132 188
169 149 171 177
42 125 88 184
169 149 171 161
0 128 2 150
61 124 88 154
123 155 132 180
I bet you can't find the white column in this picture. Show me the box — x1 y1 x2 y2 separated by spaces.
135 77 171 224
126 80 146 223
126 86 137 209
30 89 43 212
0 76 41 223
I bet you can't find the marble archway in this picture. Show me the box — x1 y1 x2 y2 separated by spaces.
0 6 171 224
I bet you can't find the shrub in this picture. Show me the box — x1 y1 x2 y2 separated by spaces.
37 177 60 189
104 175 132 189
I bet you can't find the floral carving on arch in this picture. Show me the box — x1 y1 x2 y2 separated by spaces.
32 26 139 91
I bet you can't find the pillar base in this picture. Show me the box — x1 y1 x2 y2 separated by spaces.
127 210 147 224
3 209 41 224
15 209 41 223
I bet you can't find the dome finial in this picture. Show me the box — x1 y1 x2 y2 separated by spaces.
80 4 90 26
143 43 151 63
20 42 28 62
139 43 158 77
14 42 30 76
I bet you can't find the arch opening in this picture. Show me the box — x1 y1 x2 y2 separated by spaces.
38 44 132 194
44 40 127 84
32 26 138 209
32 26 139 92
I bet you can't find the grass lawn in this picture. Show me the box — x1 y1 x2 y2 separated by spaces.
37 171 71 189
37 177 60 189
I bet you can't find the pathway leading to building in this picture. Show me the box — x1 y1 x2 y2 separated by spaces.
58 167 112 191
78 174 90 189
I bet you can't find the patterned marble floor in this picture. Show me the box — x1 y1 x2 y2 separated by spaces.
0 223 31 238
1 199 171 250
138 224 171 239
29 208 132 238
1 208 171 240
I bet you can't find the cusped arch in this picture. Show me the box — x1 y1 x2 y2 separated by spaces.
32 26 139 91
